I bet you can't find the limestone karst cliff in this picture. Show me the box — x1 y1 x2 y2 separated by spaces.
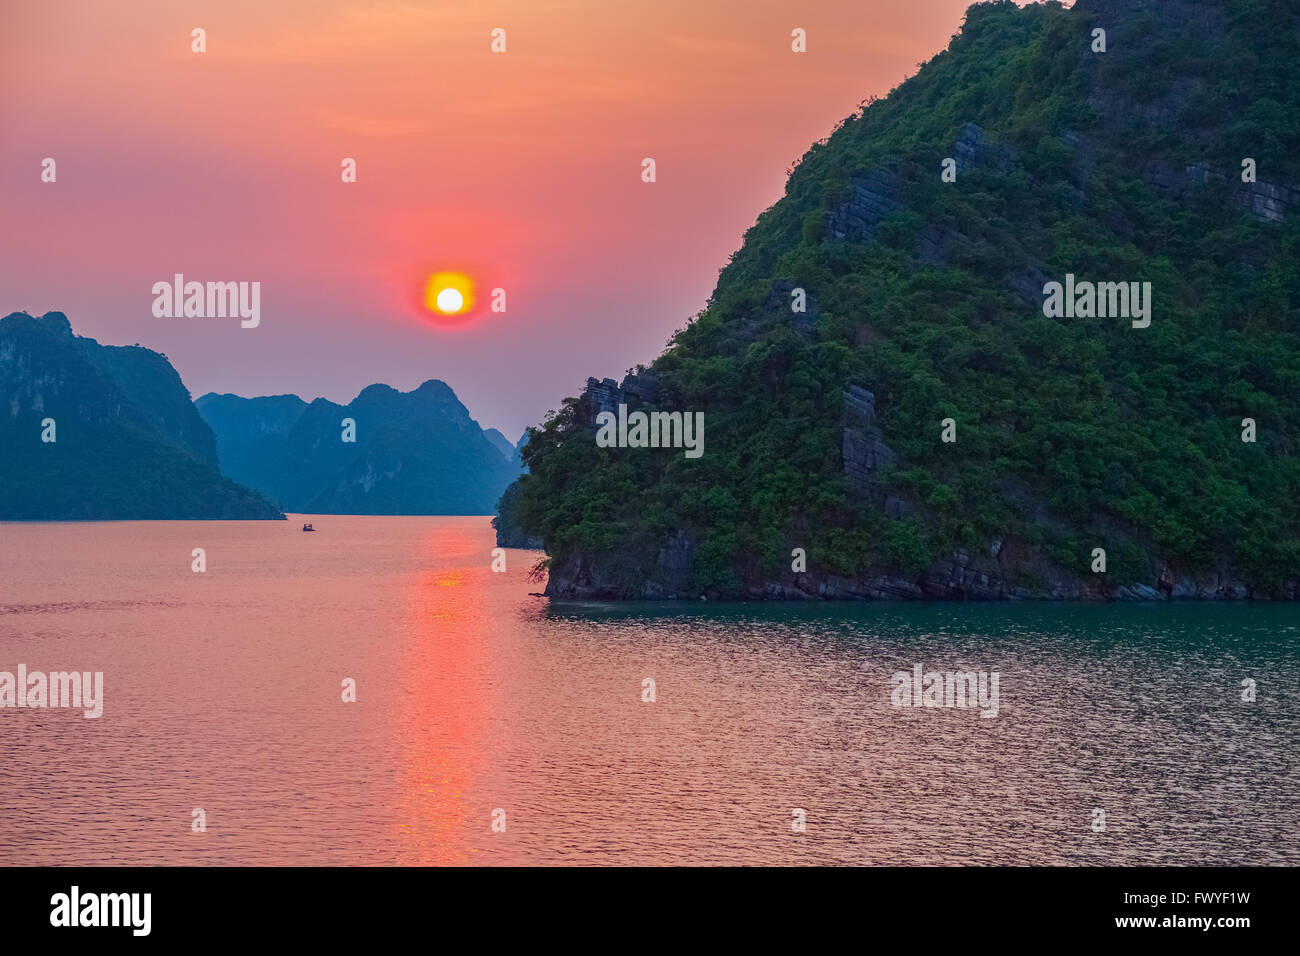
499 0 1300 600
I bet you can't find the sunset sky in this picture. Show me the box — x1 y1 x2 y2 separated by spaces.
1 0 1020 438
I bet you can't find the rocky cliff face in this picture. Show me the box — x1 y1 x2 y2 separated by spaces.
509 0 1300 602
534 369 1295 602
842 386 898 492
1072 0 1299 227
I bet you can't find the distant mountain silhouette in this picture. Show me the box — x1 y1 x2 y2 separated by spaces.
191 393 308 499
197 381 522 515
0 311 283 519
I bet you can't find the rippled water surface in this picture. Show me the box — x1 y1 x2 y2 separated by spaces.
1 517 1296 865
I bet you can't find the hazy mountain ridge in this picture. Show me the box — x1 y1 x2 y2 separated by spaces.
502 0 1300 600
198 381 523 515
0 311 283 519
483 428 516 461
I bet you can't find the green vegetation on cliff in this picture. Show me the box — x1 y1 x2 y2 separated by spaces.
507 0 1300 598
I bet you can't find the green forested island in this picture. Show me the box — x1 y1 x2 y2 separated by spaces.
501 0 1300 600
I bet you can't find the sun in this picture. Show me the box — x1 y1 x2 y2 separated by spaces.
436 288 463 312
425 272 474 316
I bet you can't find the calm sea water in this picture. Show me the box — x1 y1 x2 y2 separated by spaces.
0 516 1296 865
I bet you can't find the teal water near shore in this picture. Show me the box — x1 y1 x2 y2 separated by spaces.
1 517 1295 864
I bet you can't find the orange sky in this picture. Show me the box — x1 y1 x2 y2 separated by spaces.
1 0 1024 437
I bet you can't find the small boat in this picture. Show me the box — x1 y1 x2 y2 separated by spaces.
302 523 317 532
